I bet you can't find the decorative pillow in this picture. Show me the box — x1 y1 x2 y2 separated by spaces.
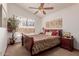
52 30 59 36
45 32 52 35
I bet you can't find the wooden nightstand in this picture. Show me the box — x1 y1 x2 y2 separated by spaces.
61 36 74 51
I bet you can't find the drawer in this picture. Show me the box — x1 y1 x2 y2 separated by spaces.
61 39 72 45
61 38 73 51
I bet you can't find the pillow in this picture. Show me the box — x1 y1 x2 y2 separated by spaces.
52 30 59 36
45 32 52 35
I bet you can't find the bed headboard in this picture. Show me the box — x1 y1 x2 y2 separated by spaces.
43 28 62 37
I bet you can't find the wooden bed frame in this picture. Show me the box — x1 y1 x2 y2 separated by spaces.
21 29 62 55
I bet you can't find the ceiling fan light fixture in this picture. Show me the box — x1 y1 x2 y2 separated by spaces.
29 3 53 15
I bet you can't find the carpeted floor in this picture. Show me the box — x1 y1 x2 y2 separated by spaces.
5 43 79 56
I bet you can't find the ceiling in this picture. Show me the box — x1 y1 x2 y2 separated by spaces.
16 3 75 18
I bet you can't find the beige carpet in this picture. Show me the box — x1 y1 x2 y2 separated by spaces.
5 43 79 56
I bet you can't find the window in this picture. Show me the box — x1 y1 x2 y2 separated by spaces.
26 19 35 26
17 17 35 27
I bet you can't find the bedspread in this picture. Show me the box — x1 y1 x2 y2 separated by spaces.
22 34 60 55
29 34 60 55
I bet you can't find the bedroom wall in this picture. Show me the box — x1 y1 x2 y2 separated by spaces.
2 3 7 28
0 4 8 56
42 4 79 50
7 3 42 34
0 4 2 27
0 28 8 56
0 3 7 28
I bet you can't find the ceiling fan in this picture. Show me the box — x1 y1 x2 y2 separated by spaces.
29 3 54 15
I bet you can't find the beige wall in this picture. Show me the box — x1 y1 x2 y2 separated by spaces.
2 3 7 28
0 5 2 27
0 4 7 28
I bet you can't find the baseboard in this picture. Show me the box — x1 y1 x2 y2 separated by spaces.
73 48 79 51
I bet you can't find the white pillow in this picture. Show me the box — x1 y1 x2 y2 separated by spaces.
45 32 52 35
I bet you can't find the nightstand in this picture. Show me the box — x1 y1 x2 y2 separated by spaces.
61 36 74 51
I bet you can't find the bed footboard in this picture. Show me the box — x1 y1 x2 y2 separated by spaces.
21 34 34 52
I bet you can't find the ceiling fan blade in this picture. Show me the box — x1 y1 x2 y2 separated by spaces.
34 11 39 14
43 10 46 15
29 7 38 9
44 7 54 10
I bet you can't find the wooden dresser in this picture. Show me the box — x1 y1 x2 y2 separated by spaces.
61 36 74 51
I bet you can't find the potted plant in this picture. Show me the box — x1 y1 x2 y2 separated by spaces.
7 15 19 45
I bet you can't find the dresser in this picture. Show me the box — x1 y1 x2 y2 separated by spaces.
61 36 74 51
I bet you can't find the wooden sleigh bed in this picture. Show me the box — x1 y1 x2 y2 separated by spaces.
21 29 62 55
